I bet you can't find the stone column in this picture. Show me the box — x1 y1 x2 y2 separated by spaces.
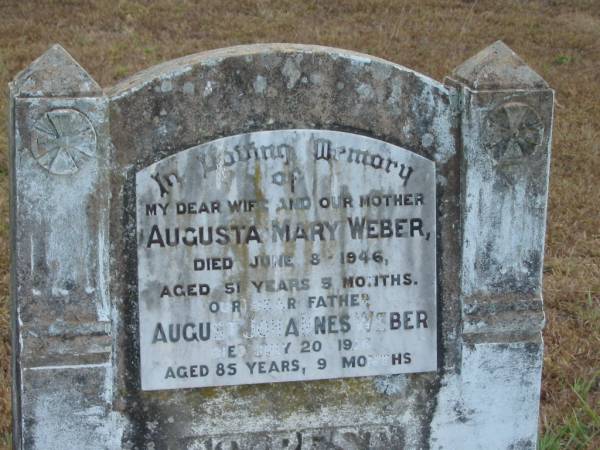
431 42 553 448
9 45 121 449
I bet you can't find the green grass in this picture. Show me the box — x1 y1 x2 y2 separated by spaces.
540 372 600 449
0 434 10 450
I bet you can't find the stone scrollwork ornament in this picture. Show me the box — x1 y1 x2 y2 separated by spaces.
31 108 96 175
484 102 544 163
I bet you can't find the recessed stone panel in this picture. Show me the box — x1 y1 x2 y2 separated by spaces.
136 129 436 390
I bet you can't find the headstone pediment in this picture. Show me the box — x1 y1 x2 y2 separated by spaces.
11 44 102 98
450 40 549 90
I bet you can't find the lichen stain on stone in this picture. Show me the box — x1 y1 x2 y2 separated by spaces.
356 83 375 100
309 72 322 85
252 162 265 202
179 386 221 402
387 81 403 108
281 58 302 89
203 80 214 97
182 82 195 96
160 80 173 92
203 377 389 419
253 75 267 94
373 374 409 395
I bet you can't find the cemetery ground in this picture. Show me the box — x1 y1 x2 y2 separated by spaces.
0 0 598 448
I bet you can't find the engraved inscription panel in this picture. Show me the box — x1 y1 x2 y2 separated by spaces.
137 130 436 390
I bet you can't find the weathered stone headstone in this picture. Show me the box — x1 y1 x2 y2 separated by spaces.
10 42 553 449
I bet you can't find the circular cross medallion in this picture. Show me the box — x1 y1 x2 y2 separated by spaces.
484 102 544 163
31 109 96 175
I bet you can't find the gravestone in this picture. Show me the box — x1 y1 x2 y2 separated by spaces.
9 41 553 449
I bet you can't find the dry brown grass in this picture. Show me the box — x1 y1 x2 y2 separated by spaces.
0 0 598 447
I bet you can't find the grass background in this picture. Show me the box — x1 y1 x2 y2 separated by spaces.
0 0 598 448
